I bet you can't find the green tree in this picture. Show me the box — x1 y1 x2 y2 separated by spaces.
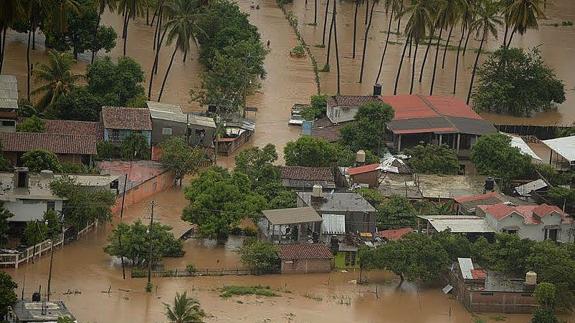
47 87 103 121
23 220 48 246
87 56 146 107
234 144 279 190
340 101 394 155
0 202 14 247
0 272 17 318
531 308 558 323
473 48 565 116
160 137 205 185
301 94 328 121
0 144 11 171
43 209 62 239
21 149 63 173
431 230 472 261
105 220 184 267
182 167 267 240
546 187 575 210
269 190 297 209
535 282 557 310
284 137 337 167
164 292 205 323
238 238 280 274
471 133 532 190
32 50 83 110
57 317 75 323
378 195 417 229
121 133 150 160
406 144 459 175
16 115 46 133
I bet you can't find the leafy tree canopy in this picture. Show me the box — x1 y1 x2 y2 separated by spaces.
22 149 63 173
235 144 279 190
340 101 394 155
47 87 103 121
473 47 565 117
160 137 205 184
301 95 328 121
164 292 205 323
378 195 418 229
87 56 145 107
239 238 280 274
0 202 14 247
406 144 459 175
16 115 46 133
0 272 17 318
121 133 150 160
284 137 373 167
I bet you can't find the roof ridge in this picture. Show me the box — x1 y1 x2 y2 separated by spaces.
418 95 458 132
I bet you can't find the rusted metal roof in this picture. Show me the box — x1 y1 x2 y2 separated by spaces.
278 243 333 260
262 207 322 225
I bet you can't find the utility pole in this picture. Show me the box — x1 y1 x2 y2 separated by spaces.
119 173 128 279
46 239 54 301
146 201 155 292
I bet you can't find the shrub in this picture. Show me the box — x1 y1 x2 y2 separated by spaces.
96 141 119 160
290 44 306 58
186 264 197 274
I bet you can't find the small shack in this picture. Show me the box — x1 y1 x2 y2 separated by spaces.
7 300 76 322
277 243 333 274
347 163 380 188
216 117 255 155
259 207 323 243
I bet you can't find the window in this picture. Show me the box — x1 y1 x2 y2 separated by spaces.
47 201 56 211
502 228 518 235
545 228 559 241
1 120 15 127
162 127 173 135
110 129 120 142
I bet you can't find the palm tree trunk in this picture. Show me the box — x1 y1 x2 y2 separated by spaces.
359 1 376 83
453 26 465 94
153 8 163 51
32 23 36 50
314 0 318 25
91 13 102 64
154 13 165 75
27 30 31 101
441 24 454 69
502 23 509 47
364 0 369 25
122 4 130 56
183 49 188 63
0 27 6 74
146 6 149 25
375 10 394 83
158 47 178 101
148 28 168 99
333 0 341 94
429 23 445 95
396 2 403 33
353 1 359 59
326 10 335 68
506 28 516 48
418 27 435 83
462 28 471 56
394 36 410 95
467 31 485 104
322 0 331 46
410 41 418 94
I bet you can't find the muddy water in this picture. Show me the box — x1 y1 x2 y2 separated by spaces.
4 184 536 323
289 0 575 126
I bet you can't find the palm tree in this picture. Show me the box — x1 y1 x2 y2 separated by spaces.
417 0 442 83
429 1 449 95
453 0 475 93
402 0 433 94
119 0 144 56
314 0 318 25
375 0 402 84
358 0 380 83
93 0 118 62
32 50 83 110
352 0 363 59
164 292 205 323
321 0 330 46
503 0 544 47
157 0 201 101
44 0 81 33
466 0 502 104
441 0 468 69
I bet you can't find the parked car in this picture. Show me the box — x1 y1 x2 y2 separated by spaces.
288 104 307 126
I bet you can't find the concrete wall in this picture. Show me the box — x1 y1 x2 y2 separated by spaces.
111 170 175 214
484 212 573 242
151 119 187 145
6 199 63 222
351 171 378 188
280 258 332 274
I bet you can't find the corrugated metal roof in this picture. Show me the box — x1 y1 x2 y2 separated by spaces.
188 114 216 128
147 101 188 123
418 215 495 233
542 135 575 163
503 133 542 161
321 214 345 235
262 207 322 225
514 179 548 197
0 75 18 110
458 258 474 280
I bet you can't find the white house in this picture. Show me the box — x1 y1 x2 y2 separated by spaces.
477 203 573 243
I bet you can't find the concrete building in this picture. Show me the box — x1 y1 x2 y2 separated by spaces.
326 95 382 124
297 189 377 235
101 106 152 145
347 163 380 188
542 135 575 170
7 300 76 322
279 166 336 190
0 75 18 133
277 243 333 274
449 258 538 314
259 207 323 243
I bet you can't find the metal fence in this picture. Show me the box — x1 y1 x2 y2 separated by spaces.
131 267 261 278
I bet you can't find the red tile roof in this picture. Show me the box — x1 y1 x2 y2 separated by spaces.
101 106 152 130
43 119 103 139
479 203 572 225
277 244 334 260
376 227 413 241
471 269 487 280
348 163 380 176
381 95 484 120
280 166 334 182
0 132 98 155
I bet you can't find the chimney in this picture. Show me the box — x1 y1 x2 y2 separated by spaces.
373 83 382 96
14 167 30 189
356 150 366 165
311 185 323 199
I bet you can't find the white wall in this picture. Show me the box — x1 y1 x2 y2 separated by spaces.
5 199 63 222
485 211 573 242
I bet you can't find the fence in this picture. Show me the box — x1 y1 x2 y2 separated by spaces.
131 267 258 278
0 222 97 269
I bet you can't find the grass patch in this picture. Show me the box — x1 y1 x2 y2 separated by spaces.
314 44 325 48
334 252 360 269
219 285 279 298
303 293 323 301
320 64 330 72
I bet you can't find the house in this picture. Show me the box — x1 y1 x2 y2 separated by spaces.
477 203 573 242
279 166 336 189
326 95 382 124
216 116 255 156
101 106 152 145
418 215 496 241
297 187 377 236
259 207 323 243
347 163 380 188
448 257 538 314
277 243 333 274
146 101 216 147
542 135 575 170
454 191 529 214
7 300 76 322
0 75 18 133
376 227 413 241
0 168 118 226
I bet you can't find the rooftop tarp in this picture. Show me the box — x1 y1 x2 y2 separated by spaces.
262 207 322 225
418 215 495 233
321 214 345 235
542 135 575 163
